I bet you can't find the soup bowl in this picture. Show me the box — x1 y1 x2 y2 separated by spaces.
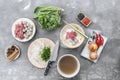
57 54 80 78
60 23 85 49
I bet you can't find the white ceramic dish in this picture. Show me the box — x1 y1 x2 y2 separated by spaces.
12 18 36 42
81 30 108 63
60 23 85 49
57 54 80 78
28 38 55 68
5 45 20 61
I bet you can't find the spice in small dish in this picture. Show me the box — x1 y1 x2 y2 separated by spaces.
5 45 20 62
81 17 91 26
78 13 85 20
77 13 92 27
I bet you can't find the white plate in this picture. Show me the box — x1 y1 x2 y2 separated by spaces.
60 23 85 49
12 18 36 42
28 38 55 68
81 31 108 63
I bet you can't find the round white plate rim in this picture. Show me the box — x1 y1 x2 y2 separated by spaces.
12 18 36 42
60 23 85 49
28 38 55 68
57 54 80 78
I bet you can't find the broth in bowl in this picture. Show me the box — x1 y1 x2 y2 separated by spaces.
59 56 77 74
57 54 80 78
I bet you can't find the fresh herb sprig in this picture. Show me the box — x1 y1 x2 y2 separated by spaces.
40 47 51 62
33 6 63 30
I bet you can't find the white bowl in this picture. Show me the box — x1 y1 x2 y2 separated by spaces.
60 23 85 49
57 54 80 78
12 18 36 42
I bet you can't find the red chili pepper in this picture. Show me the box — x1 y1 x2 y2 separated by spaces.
96 39 100 48
96 33 99 40
95 33 100 47
99 34 104 45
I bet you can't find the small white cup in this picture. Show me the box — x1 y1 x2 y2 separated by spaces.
57 54 80 78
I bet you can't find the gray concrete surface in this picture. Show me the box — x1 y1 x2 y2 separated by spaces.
0 0 120 80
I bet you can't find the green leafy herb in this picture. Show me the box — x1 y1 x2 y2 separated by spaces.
33 6 63 30
40 47 51 62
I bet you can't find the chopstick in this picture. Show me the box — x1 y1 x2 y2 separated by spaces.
63 20 88 39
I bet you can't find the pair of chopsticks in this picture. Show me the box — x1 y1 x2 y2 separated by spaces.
63 20 88 39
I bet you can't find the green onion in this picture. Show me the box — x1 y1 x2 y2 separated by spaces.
40 47 51 62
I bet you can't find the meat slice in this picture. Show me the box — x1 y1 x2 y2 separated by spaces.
14 21 25 39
